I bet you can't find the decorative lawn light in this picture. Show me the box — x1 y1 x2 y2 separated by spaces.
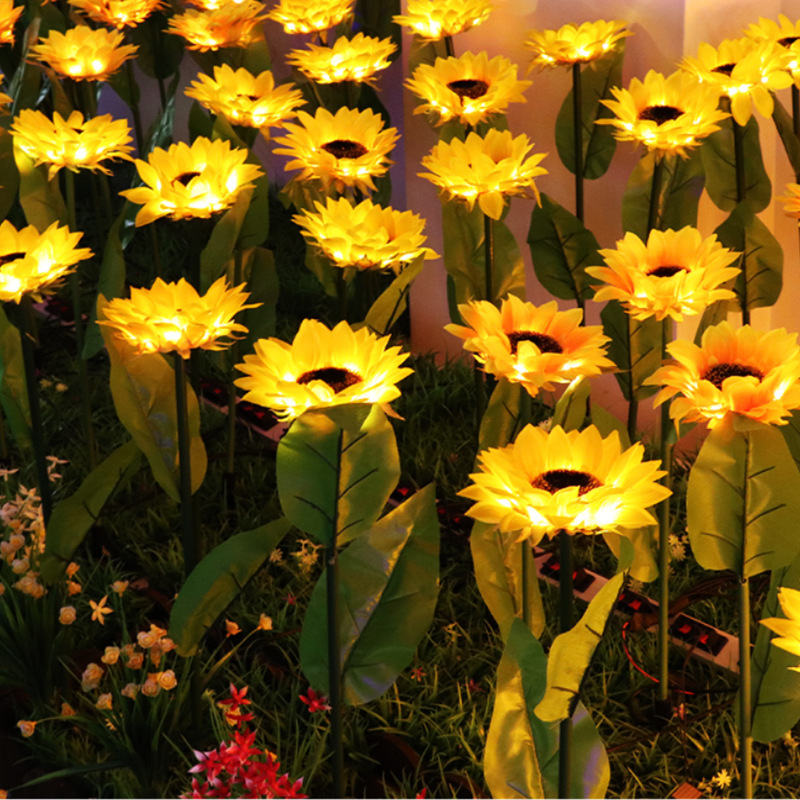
393 0 492 42
67 0 165 29
287 33 396 86
266 0 353 37
167 1 266 52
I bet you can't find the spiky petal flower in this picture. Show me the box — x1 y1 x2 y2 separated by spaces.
587 227 740 322
98 277 256 359
120 137 263 226
445 296 612 396
0 0 23 46
287 33 396 86
273 106 399 195
597 70 728 158
746 15 800 87
779 182 800 222
235 319 413 421
681 36 793 126
0 221 93 303
167 2 266 52
11 110 134 179
393 0 491 41
461 424 670 544
267 0 352 35
525 19 630 69
419 128 547 220
761 587 800 670
293 196 438 272
406 51 530 128
185 65 305 132
67 0 164 29
645 321 800 429
31 26 138 81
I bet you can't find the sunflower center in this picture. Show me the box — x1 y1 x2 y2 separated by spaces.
779 36 800 46
173 171 201 186
713 63 736 76
646 264 688 278
447 78 490 99
702 363 764 388
531 469 603 496
322 139 368 159
297 367 362 394
507 331 563 356
638 105 683 125
0 251 26 266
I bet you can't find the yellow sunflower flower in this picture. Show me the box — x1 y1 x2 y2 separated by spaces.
120 137 263 227
31 26 138 82
393 0 491 41
185 65 305 132
587 227 740 322
273 106 399 195
525 19 630 69
418 128 548 220
645 321 800 429
0 0 23 46
747 15 800 87
406 51 530 128
67 0 164 29
293 196 438 272
779 182 800 221
0 220 93 304
445 295 612 396
267 0 352 35
461 424 670 544
681 36 793 126
597 70 728 159
234 318 413 421
287 33 396 86
98 277 256 359
166 2 265 52
11 109 134 180
761 587 800 671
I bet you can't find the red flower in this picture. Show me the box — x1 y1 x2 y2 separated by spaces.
299 687 331 713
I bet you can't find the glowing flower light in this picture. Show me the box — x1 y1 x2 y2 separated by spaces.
274 106 399 195
779 182 800 221
167 1 265 52
445 296 612 395
67 0 164 29
31 26 138 81
406 51 530 128
394 0 492 41
525 19 630 69
293 196 438 272
267 0 352 35
746 15 800 85
461 424 670 543
761 587 800 671
0 221 93 304
681 36 793 126
587 227 740 322
185 65 305 131
597 70 728 158
12 110 133 179
0 0 22 46
121 137 263 226
646 321 800 429
287 33 396 86
98 277 255 359
419 128 548 220
235 319 413 421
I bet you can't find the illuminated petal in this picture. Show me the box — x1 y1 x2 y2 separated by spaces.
525 19 630 69
267 0 353 35
287 32 395 85
167 2 266 51
31 26 137 81
393 0 491 41
67 0 164 28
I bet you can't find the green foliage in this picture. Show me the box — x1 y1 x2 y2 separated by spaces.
0 305 30 449
0 120 20 222
479 377 524 452
200 186 254 291
772 96 800 178
14 144 66 229
361 256 425 336
552 376 590 432
239 246 279 348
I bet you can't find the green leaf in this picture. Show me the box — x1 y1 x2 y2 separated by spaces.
107 56 140 111
98 298 207 502
13 144 65 229
238 171 270 251
356 0 401 49
242 35 272 73
145 86 177 154
702 114 771 213
129 12 184 81
589 401 629 447
552 376 590 432
715 202 782 313
535 572 624 722
40 440 141 582
277 404 399 546
170 518 291 656
479 377 523 452
360 256 425 337
603 527 657 583
693 295 730 345
781 409 800 474
528 193 600 303
555 45 624 179
300 484 439 704
772 96 800 178
687 417 800 578
200 186 254 291
470 521 545 639
239 247 278 350
0 120 19 222
0 306 30 450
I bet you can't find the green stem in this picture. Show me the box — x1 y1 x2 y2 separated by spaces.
124 57 146 155
793 85 800 144
309 79 326 112
731 116 749 325
521 540 534 630
558 531 574 799
444 35 455 58
626 333 638 443
173 352 196 574
474 362 486 445
18 296 52 523
646 154 665 235
224 249 244 512
572 62 584 224
739 576 752 799
484 213 494 303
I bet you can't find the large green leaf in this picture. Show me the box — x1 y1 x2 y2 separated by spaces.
0 306 30 450
536 572 624 722
98 298 207 502
479 377 524 452
170 518 291 656
772 96 800 178
528 193 599 304
702 114 771 213
552 376 590 432
687 416 800 578
470 521 545 639
603 527 657 583
14 145 65 229
200 186 254 291
40 440 141 582
555 45 623 179
714 202 782 314
239 247 278 350
484 619 610 799
356 0 401 49
130 12 184 81
237 171 270 251
299 485 439 704
361 256 425 337
277 404 399 547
